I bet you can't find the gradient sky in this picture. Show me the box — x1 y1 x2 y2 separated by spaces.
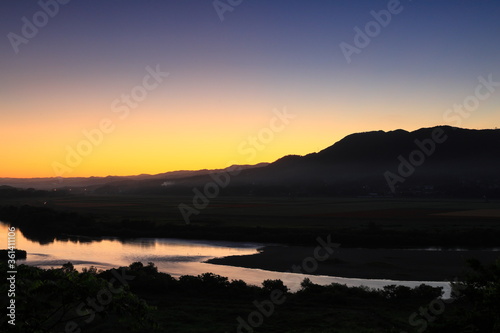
1 0 499 178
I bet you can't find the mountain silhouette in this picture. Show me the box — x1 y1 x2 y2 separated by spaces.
226 126 500 196
2 126 499 197
160 126 499 197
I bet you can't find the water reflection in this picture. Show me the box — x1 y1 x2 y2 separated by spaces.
119 237 157 248
0 222 451 296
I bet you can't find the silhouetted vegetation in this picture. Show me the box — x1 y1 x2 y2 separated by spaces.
0 205 97 244
0 262 155 333
428 259 500 332
2 260 499 332
2 202 500 249
0 186 67 198
0 249 26 259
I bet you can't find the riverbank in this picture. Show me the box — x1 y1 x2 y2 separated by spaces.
2 198 500 248
207 246 500 281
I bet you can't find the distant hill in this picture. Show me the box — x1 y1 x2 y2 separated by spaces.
145 126 498 197
0 163 269 191
2 127 499 197
229 126 500 196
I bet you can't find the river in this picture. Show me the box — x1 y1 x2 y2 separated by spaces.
0 222 451 296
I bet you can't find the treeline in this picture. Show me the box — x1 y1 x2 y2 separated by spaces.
2 204 500 248
0 205 97 244
0 262 155 333
1 260 499 332
0 186 68 198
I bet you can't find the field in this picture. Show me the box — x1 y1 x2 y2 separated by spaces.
2 194 500 248
3 194 499 228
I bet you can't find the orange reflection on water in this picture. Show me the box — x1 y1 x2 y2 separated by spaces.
0 222 259 272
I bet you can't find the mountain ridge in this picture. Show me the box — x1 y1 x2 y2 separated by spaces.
2 126 499 196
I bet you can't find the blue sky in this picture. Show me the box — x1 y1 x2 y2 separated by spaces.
1 0 499 177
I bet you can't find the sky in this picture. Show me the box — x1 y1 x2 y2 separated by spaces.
1 0 499 178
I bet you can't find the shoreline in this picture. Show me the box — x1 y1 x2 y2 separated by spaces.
207 245 500 281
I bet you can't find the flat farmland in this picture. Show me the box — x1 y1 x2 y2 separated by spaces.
2 195 499 233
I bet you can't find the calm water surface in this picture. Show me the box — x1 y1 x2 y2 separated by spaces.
1 222 451 296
